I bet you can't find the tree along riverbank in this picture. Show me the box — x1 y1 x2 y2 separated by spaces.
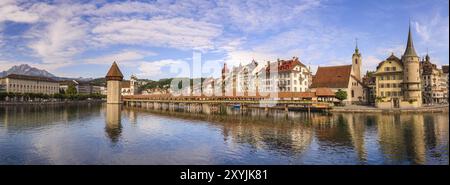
0 99 105 105
0 92 105 105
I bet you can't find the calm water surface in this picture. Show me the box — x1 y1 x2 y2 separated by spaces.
0 103 448 165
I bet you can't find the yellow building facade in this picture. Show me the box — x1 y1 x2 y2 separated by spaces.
374 25 422 108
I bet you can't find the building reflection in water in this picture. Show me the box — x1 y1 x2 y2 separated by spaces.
128 105 448 164
105 104 122 143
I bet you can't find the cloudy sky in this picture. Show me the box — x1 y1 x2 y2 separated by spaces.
0 0 448 80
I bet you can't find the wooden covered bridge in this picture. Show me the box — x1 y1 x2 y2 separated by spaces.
122 91 335 114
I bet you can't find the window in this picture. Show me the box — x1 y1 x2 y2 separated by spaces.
386 92 391 96
381 91 384 96
386 83 390 88
351 90 354 98
385 67 390 71
392 67 396 71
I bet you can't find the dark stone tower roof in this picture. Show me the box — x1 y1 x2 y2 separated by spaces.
403 24 418 57
106 61 124 81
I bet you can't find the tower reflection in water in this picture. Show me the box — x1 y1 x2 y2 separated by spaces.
105 104 122 143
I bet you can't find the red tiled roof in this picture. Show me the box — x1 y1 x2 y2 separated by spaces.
314 87 335 97
120 81 130 88
310 65 352 88
263 57 307 73
277 92 315 98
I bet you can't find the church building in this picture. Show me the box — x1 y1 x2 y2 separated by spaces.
310 43 364 104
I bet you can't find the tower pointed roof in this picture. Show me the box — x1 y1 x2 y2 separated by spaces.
403 23 418 57
106 61 123 81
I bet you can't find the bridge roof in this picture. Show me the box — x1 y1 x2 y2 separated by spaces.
106 62 124 80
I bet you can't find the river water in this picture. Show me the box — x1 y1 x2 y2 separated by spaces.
0 103 448 165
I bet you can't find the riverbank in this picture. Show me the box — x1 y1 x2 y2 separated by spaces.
0 99 105 105
330 104 449 113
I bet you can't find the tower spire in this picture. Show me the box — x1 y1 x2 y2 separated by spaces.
404 21 418 57
353 38 360 54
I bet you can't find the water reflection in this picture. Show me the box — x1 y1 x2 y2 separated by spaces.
105 104 122 143
0 103 448 164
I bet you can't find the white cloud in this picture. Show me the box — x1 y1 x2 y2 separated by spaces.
84 50 156 66
208 0 322 33
0 59 18 71
138 59 190 79
375 44 405 57
414 14 449 46
0 0 39 23
91 17 222 51
362 55 383 73
28 17 87 64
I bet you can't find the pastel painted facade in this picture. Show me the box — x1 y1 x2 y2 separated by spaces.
258 57 312 93
374 25 422 108
0 74 59 95
421 55 447 104
121 75 138 96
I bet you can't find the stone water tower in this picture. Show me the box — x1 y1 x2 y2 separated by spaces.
106 62 124 104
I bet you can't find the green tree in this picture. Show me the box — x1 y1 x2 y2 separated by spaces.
65 84 77 95
335 89 347 105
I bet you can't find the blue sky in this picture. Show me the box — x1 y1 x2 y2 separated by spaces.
0 0 448 80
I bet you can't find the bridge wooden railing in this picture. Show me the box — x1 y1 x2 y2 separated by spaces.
122 92 334 108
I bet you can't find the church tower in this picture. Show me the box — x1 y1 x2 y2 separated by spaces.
130 74 138 95
402 23 422 106
352 39 362 80
106 62 124 104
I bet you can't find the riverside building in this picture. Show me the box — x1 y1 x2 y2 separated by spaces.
374 25 422 108
0 74 59 94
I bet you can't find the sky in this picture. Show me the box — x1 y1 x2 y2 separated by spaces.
0 0 448 80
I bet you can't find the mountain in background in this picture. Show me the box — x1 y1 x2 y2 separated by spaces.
0 64 95 82
0 64 55 78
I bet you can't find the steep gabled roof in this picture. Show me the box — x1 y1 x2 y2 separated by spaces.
106 62 124 80
310 65 352 88
403 24 418 57
261 57 307 74
376 53 403 70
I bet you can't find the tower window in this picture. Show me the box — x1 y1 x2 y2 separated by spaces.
355 59 358 64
